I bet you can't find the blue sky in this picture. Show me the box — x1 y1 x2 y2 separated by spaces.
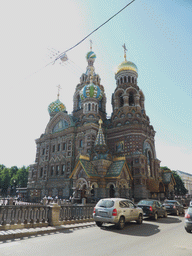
0 0 191 174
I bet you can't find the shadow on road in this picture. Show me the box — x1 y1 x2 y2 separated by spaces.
100 222 160 237
143 216 182 224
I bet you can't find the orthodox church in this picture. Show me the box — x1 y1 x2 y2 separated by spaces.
27 43 175 202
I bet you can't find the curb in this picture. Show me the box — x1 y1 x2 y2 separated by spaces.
0 222 96 241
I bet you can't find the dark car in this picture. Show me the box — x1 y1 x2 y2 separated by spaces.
137 199 167 220
163 200 184 216
184 206 192 233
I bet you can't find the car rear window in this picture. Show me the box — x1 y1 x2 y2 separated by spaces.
97 200 114 208
138 200 153 206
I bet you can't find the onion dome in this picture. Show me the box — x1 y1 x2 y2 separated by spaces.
116 60 138 74
48 99 66 115
80 83 103 101
86 51 96 61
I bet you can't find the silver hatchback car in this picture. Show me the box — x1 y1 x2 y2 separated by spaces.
93 198 143 229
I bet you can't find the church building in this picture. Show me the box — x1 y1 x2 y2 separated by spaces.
27 44 175 202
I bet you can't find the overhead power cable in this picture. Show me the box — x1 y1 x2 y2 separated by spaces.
50 0 136 65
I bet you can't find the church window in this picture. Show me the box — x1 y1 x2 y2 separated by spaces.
68 152 71 156
119 93 124 107
79 140 83 148
132 77 134 83
92 103 94 111
61 164 65 175
117 123 122 127
52 120 69 133
135 158 139 164
63 143 66 150
68 146 71 150
120 77 123 84
42 148 45 155
52 145 55 152
124 76 126 83
88 103 91 111
129 92 134 106
128 76 131 83
56 165 59 176
40 168 43 177
69 140 71 144
95 104 98 112
78 95 81 110
51 166 54 176
58 144 60 151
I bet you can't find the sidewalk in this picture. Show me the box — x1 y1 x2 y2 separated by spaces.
0 221 96 241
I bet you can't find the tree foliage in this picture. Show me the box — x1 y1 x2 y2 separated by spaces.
161 166 188 196
0 164 29 195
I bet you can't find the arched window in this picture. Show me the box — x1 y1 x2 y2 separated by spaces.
128 76 131 83
79 140 83 148
88 103 91 111
132 77 134 83
129 92 134 106
124 76 126 83
95 104 98 112
92 103 94 111
119 93 124 107
78 95 81 109
120 77 123 84
146 150 152 177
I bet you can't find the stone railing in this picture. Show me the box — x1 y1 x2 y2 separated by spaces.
0 204 94 230
59 204 94 224
0 205 49 230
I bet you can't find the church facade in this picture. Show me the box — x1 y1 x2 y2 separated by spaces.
27 45 175 202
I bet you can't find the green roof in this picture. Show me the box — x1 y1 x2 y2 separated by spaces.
105 160 125 177
80 159 99 177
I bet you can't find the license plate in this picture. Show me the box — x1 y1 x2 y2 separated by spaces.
99 211 108 217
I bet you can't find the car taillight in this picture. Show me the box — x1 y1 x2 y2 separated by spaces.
185 213 190 219
93 207 95 214
112 208 117 216
149 206 153 212
173 205 176 209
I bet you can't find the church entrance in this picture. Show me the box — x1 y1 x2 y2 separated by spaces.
109 184 115 198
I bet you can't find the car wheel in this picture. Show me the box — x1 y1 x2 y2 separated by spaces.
96 221 103 227
137 214 143 224
164 211 167 218
176 210 179 216
154 212 158 220
116 216 125 230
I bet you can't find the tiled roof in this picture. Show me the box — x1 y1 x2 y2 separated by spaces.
80 159 99 177
105 160 125 177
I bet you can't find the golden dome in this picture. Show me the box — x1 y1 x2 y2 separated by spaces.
116 60 138 74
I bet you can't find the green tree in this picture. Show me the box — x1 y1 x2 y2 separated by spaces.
16 166 29 187
172 171 188 196
1 167 11 195
161 166 188 196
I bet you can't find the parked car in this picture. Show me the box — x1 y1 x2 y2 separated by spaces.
163 200 184 216
93 198 143 229
184 206 192 233
137 199 167 220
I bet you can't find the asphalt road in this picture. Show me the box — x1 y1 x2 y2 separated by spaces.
0 215 191 256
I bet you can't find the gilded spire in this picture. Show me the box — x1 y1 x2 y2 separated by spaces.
122 43 127 61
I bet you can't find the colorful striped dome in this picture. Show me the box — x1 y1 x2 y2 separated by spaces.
48 99 66 115
86 51 96 60
80 83 103 101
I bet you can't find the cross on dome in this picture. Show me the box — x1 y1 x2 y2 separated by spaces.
90 39 93 50
57 85 62 99
122 43 127 61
